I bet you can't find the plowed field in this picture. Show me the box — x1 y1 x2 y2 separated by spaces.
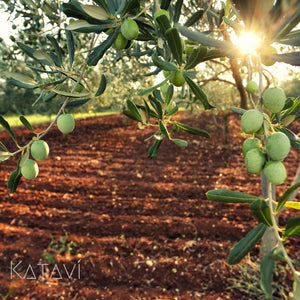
0 112 299 299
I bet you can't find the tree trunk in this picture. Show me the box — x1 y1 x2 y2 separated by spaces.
260 173 277 259
229 57 248 109
221 29 248 109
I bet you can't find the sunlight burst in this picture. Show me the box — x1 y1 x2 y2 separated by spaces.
233 31 262 54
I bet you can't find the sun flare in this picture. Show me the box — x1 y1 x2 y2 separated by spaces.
232 31 262 54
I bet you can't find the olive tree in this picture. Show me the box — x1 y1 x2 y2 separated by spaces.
0 0 300 298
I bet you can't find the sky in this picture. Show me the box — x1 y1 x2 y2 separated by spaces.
0 11 14 44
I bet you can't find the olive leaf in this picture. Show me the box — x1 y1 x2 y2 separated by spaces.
183 73 215 110
0 115 17 145
20 116 35 132
172 139 188 148
174 122 210 138
207 189 263 203
283 217 300 241
0 141 9 152
227 224 267 265
95 74 107 96
7 168 22 193
0 151 12 163
276 182 300 213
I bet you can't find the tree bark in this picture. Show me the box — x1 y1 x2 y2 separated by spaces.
260 173 277 259
221 29 248 109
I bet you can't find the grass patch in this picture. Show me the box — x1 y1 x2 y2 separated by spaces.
227 257 292 299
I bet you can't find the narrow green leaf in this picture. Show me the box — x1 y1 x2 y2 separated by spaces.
62 0 111 23
206 189 262 203
149 95 163 119
65 98 91 108
7 167 22 193
19 150 29 167
185 46 208 70
32 91 45 106
178 25 235 52
274 52 300 66
249 199 272 227
143 99 151 122
95 74 107 96
20 116 35 132
284 202 300 210
283 217 300 241
65 25 75 68
87 29 119 66
33 50 55 66
52 89 89 98
80 4 109 20
174 0 183 24
159 121 170 138
281 96 300 121
137 104 159 119
175 122 210 138
43 77 67 87
117 0 140 17
28 66 58 74
0 151 12 163
5 72 38 89
106 0 116 14
0 115 17 145
148 138 164 159
151 52 178 71
46 34 63 67
184 9 204 27
227 224 267 265
17 42 36 59
271 7 300 41
92 0 111 15
123 110 140 122
43 91 58 102
66 19 109 33
183 73 214 110
222 16 243 32
155 14 171 35
0 141 9 152
166 104 178 117
274 127 300 149
127 99 142 122
165 27 183 66
283 97 296 111
276 182 300 213
165 84 174 105
268 246 285 261
260 250 275 299
231 106 247 116
172 138 188 148
160 0 171 10
278 29 300 46
207 9 222 28
137 77 169 96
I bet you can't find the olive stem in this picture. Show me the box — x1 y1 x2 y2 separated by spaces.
267 182 298 277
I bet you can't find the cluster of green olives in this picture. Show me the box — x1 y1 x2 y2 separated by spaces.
241 86 290 185
113 18 139 50
21 114 75 180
